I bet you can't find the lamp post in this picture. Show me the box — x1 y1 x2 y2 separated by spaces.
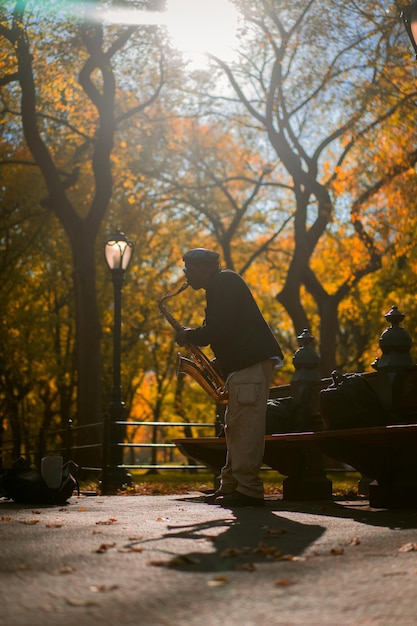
104 229 134 491
401 1 417 58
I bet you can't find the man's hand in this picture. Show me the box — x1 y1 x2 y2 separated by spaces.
175 329 189 346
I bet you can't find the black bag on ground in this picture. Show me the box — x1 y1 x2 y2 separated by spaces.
0 459 79 505
319 371 388 430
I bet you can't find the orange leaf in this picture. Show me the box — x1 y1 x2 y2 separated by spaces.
207 575 229 586
274 579 296 586
94 542 116 553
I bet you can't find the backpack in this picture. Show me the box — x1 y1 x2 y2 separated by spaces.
0 458 79 505
319 370 388 430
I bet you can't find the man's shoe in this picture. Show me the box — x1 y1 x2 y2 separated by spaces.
215 491 265 508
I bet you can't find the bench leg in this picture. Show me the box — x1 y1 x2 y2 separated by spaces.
358 474 372 497
369 481 417 509
281 449 333 501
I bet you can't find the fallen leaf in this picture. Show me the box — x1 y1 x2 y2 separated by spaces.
235 562 257 572
256 543 282 557
59 566 75 574
265 551 283 560
19 519 40 525
274 579 296 586
89 584 119 593
207 575 229 587
32 510 41 515
399 542 417 552
96 518 118 525
282 555 307 561
46 524 63 528
330 548 345 556
221 548 241 558
94 542 116 553
118 546 143 553
1 516 12 522
349 537 361 546
267 528 288 536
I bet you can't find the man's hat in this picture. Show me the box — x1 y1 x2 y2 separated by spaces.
183 248 220 265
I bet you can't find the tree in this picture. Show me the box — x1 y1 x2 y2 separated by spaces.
202 0 417 374
0 0 166 461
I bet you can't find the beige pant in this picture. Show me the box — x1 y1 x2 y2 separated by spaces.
220 359 274 499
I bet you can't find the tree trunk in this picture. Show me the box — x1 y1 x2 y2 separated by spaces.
317 298 339 378
71 232 103 467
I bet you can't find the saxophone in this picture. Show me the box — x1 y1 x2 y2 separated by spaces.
158 282 228 404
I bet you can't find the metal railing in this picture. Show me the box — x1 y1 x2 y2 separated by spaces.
110 419 216 471
0 416 217 478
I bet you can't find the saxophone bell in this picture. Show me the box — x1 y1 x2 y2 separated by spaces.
176 353 228 404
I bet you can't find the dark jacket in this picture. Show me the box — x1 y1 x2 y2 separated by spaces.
184 269 284 377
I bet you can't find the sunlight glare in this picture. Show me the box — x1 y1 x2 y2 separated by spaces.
165 0 239 64
91 0 239 67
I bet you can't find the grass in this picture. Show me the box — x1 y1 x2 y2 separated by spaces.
81 469 363 499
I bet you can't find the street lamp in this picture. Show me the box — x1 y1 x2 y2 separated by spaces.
104 229 134 490
401 1 417 58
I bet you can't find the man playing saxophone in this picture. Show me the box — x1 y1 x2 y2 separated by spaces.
175 248 284 507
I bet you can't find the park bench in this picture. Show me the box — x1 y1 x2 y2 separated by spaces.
174 361 417 509
173 422 417 509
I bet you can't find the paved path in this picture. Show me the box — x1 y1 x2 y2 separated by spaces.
1 492 417 625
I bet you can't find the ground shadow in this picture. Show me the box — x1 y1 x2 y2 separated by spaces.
125 496 326 573
264 495 417 531
122 492 417 572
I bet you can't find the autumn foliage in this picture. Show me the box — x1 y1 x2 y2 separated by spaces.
1 0 417 467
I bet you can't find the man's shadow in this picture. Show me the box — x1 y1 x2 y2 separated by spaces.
126 496 326 573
